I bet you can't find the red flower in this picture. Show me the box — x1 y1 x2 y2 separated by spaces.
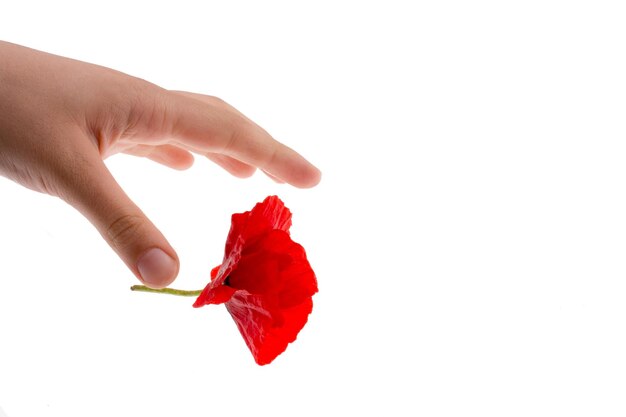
193 196 318 365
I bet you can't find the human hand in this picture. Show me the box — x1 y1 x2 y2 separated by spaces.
0 41 321 289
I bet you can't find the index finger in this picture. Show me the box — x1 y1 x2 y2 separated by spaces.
164 90 321 188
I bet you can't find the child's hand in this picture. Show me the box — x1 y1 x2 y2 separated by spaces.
0 41 321 289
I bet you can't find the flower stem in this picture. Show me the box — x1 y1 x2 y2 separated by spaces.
130 285 202 297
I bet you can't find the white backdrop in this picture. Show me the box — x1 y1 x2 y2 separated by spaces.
1 1 626 416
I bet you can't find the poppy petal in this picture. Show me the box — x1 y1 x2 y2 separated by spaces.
226 291 314 365
224 196 292 256
210 265 221 280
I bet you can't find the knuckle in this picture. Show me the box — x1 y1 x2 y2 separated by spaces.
106 214 144 250
125 83 165 133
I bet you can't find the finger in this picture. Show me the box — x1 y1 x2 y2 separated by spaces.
205 153 257 178
123 144 195 170
164 91 322 188
56 135 179 288
262 170 286 184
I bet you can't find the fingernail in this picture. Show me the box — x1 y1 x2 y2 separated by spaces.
137 248 178 288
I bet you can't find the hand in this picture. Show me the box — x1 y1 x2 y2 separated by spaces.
0 41 321 289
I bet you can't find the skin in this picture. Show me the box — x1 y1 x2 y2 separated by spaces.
0 41 321 289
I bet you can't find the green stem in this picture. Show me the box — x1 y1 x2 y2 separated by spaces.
130 285 202 297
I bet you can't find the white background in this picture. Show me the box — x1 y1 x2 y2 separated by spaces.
1 1 626 416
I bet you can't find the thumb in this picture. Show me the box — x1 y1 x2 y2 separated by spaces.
57 147 179 289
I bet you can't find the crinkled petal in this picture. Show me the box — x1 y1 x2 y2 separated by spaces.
210 265 221 280
226 291 314 365
224 196 292 256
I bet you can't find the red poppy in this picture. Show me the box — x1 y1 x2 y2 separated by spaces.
193 196 318 365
